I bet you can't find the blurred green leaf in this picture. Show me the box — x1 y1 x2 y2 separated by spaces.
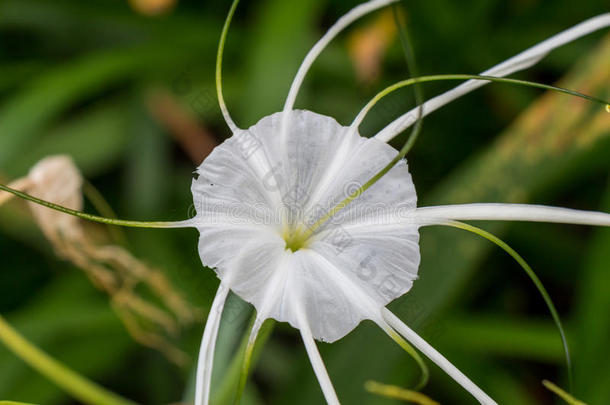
440 315 564 363
9 102 130 178
0 272 133 405
573 184 610 404
237 0 326 126
0 35 216 172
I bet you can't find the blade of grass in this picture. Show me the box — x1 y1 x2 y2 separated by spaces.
0 280 136 405
572 183 610 403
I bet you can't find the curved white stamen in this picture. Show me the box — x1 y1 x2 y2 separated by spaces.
195 284 230 405
382 309 497 405
375 13 610 143
414 204 610 227
283 0 398 115
297 304 341 405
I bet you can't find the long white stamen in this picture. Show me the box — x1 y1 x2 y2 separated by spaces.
195 284 230 405
414 204 610 227
382 309 497 405
283 0 398 115
296 303 341 405
375 13 610 143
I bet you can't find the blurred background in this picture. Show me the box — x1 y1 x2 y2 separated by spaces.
1 0 609 404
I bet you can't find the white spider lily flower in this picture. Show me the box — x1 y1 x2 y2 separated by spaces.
186 2 610 405
0 1 607 404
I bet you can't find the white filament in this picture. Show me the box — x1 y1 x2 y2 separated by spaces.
283 0 398 115
374 13 610 142
194 284 230 405
383 309 497 405
414 203 610 227
297 303 341 405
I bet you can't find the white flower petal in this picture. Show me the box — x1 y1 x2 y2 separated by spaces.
192 110 419 343
196 226 286 300
382 309 497 405
415 203 610 227
195 284 229 405
192 132 282 223
374 13 610 143
310 221 420 309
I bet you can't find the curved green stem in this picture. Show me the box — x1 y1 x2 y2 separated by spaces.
0 184 192 229
444 221 573 391
543 380 586 405
216 0 240 132
233 320 258 405
0 314 137 405
352 74 610 131
302 72 609 242
211 318 275 405
364 380 439 405
391 3 424 161
386 328 429 390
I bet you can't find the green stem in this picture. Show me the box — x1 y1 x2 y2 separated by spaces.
542 380 586 405
209 317 274 405
0 314 137 405
301 73 609 241
234 319 274 405
0 402 38 405
0 184 191 229
386 328 429 390
233 319 257 405
355 74 609 130
364 380 439 405
216 0 240 131
391 3 425 161
444 221 573 391
82 180 129 246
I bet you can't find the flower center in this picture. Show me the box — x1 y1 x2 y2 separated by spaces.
282 225 310 252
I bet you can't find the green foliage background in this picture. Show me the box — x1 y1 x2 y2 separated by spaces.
0 0 609 404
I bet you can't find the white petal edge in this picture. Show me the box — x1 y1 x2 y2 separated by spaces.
374 13 610 143
195 284 230 405
282 0 398 115
296 302 341 405
414 203 610 227
382 309 497 405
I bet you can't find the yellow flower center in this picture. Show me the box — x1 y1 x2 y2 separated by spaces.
282 225 311 252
